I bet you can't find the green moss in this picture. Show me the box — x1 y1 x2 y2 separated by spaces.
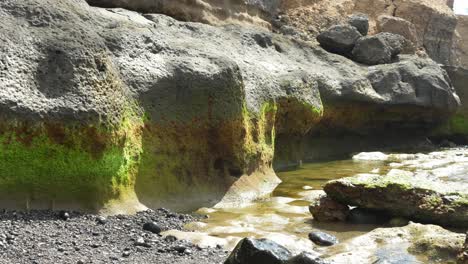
449 114 468 135
0 107 144 210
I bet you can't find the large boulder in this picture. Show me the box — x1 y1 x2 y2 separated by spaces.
224 238 292 264
324 150 468 227
309 196 349 222
351 32 405 65
316 24 362 55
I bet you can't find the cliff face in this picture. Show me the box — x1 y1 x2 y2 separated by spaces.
0 0 462 213
457 15 468 68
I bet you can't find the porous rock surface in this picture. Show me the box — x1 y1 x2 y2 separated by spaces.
0 0 461 212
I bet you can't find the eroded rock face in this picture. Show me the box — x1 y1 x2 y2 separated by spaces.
0 0 461 212
325 223 465 263
324 150 468 227
86 0 280 28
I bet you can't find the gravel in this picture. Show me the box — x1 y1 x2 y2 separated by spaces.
0 209 228 264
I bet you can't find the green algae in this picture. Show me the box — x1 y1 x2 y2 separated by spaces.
0 107 144 210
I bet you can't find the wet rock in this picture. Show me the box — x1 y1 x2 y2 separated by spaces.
224 238 292 264
308 231 338 246
352 152 388 161
324 171 468 227
347 208 390 225
143 222 162 234
286 252 329 264
317 24 362 55
352 32 405 65
348 13 369 36
325 223 464 263
309 196 349 222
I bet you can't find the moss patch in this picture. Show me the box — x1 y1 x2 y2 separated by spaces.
0 108 143 210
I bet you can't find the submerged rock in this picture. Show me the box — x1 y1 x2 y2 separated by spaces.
316 24 362 55
352 32 405 65
309 196 349 222
224 238 292 264
308 231 338 246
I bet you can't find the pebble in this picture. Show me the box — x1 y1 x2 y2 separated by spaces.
143 222 162 234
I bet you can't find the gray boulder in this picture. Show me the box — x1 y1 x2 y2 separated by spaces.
224 238 292 264
348 13 369 36
352 32 405 65
316 24 362 55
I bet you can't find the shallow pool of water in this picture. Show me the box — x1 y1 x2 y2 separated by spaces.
184 158 394 254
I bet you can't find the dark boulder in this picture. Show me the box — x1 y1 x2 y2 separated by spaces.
286 252 329 264
352 32 405 65
348 13 369 36
308 231 338 246
317 25 362 55
224 238 292 264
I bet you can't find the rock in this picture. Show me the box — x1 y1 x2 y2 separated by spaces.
348 13 369 36
459 233 468 264
143 222 162 234
323 169 468 227
0 0 461 213
308 231 338 246
164 235 178 242
134 237 151 248
347 208 390 224
352 32 405 65
309 196 349 222
457 15 468 68
376 15 418 54
224 238 292 264
439 139 457 148
58 211 70 221
316 24 362 55
86 0 279 29
96 216 107 225
352 152 388 161
325 223 464 263
286 252 329 264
